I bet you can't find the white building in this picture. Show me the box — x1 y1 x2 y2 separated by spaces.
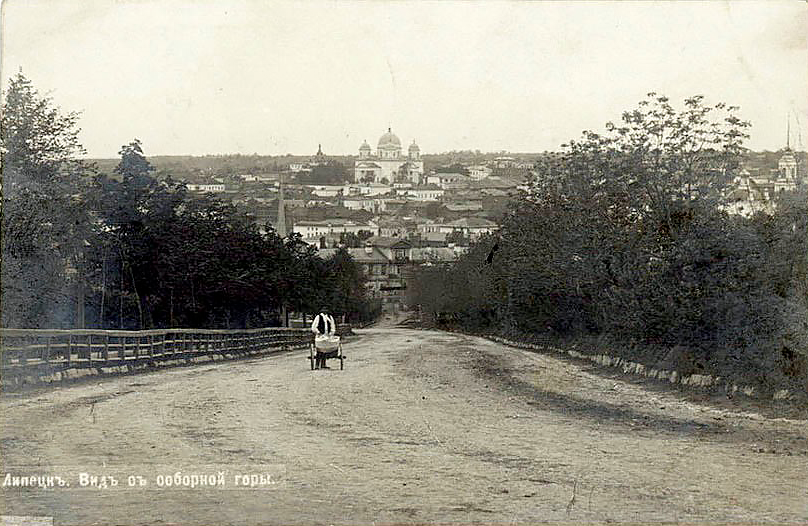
354 129 424 185
405 187 444 200
186 183 226 193
425 173 471 189
293 220 380 242
725 148 803 216
356 183 393 196
342 197 386 214
310 185 348 197
419 217 498 241
288 163 310 173
468 165 493 180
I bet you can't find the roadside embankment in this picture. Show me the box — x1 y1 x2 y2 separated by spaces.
418 320 807 407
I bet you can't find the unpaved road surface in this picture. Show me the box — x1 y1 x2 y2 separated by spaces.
2 325 807 525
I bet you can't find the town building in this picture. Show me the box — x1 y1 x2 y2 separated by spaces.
289 144 330 173
186 183 226 193
310 185 348 198
354 129 424 185
356 182 393 196
317 236 464 313
468 165 493 180
342 197 386 214
293 219 379 243
425 173 471 189
418 217 497 241
491 156 517 168
725 146 804 216
405 186 444 201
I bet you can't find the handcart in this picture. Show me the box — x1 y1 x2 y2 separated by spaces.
308 336 344 370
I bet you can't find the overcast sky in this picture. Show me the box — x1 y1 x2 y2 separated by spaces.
2 0 806 158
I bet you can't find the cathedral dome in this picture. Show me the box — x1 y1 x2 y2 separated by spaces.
359 140 371 152
408 140 420 152
378 128 402 150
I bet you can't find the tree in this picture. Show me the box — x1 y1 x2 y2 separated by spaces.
435 163 469 175
530 93 750 236
339 230 373 248
92 140 169 328
409 93 808 390
1 71 91 327
116 139 154 179
446 229 468 246
325 247 367 320
298 160 348 185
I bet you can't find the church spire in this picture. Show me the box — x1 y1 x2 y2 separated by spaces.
786 115 791 150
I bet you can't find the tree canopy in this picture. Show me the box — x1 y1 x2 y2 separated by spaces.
2 73 376 329
1 71 92 327
409 93 807 393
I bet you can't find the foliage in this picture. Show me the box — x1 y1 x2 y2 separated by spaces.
296 160 349 185
89 152 374 329
337 231 373 248
1 72 92 327
434 163 470 175
445 229 469 246
409 93 807 390
2 74 376 329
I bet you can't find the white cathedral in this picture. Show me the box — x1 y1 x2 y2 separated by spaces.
354 129 424 185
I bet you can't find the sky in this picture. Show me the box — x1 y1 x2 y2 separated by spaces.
2 0 807 158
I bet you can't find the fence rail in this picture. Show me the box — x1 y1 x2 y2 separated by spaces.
0 327 315 382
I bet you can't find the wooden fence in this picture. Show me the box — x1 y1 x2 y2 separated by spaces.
0 327 315 384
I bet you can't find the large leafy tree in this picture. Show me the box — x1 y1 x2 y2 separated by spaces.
409 94 808 389
325 247 367 320
1 72 92 327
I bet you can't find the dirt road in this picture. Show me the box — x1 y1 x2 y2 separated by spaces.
2 325 807 525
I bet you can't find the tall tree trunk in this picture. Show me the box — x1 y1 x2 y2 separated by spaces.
120 258 124 329
76 274 85 328
128 263 144 330
100 245 107 329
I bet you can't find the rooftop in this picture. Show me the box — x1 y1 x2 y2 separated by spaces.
365 235 412 248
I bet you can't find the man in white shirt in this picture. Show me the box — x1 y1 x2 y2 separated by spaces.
311 306 339 369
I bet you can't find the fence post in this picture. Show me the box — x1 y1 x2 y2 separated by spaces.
45 336 51 364
65 334 72 365
87 334 93 365
134 336 140 360
103 334 109 362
